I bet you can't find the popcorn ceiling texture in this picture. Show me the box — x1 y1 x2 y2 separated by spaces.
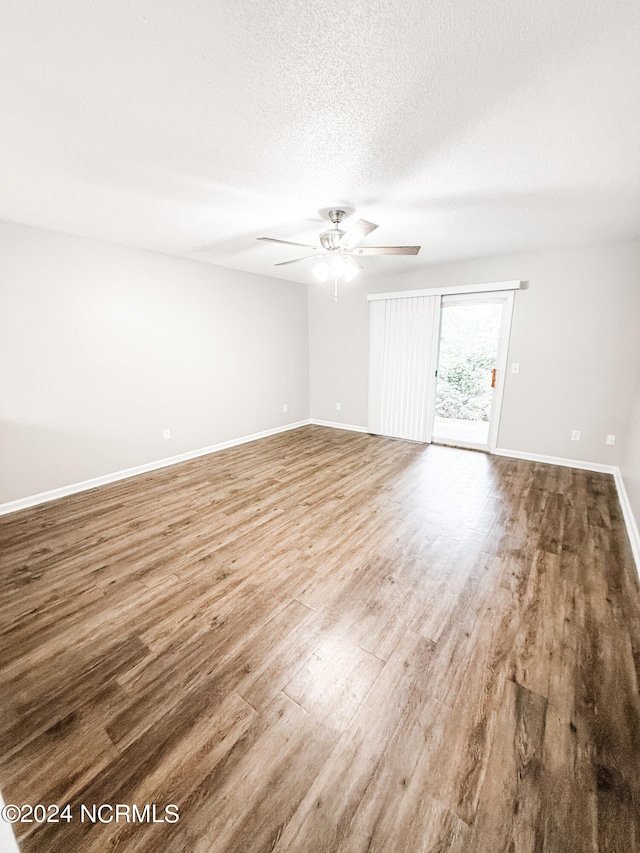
0 0 638 281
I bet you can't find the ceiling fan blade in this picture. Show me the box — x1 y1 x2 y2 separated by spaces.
350 246 421 255
258 237 320 250
274 254 324 267
339 219 379 248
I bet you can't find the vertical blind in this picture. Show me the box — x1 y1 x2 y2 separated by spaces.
368 295 440 442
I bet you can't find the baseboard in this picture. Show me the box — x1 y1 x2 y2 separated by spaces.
493 447 617 475
309 419 369 433
0 419 312 516
613 469 640 577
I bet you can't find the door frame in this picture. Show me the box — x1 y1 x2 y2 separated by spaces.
431 291 515 453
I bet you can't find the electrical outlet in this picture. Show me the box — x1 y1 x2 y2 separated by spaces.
511 363 520 374
606 434 615 445
571 430 581 441
163 429 171 440
336 402 341 411
282 403 288 413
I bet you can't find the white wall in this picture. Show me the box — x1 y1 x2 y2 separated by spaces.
3 225 639 526
308 279 370 428
0 221 309 504
309 241 640 467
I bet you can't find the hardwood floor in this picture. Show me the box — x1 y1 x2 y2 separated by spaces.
1 425 639 852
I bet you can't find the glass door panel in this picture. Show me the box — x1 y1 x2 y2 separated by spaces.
433 299 503 449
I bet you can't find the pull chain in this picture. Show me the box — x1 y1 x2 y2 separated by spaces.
334 276 338 302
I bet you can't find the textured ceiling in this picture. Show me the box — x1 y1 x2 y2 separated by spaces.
1 0 639 283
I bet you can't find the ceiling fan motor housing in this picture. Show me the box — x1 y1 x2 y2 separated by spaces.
327 209 346 225
320 229 343 250
319 210 347 250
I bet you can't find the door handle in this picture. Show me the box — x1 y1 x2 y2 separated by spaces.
491 368 497 388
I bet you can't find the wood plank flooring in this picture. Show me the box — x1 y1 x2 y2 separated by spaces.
1 425 640 852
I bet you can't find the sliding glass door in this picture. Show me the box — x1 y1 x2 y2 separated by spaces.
432 293 513 451
368 288 514 451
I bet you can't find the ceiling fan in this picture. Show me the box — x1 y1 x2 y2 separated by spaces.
257 210 420 297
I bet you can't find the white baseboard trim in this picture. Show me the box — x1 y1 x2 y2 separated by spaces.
493 447 617 475
0 419 312 516
613 469 640 577
309 419 369 433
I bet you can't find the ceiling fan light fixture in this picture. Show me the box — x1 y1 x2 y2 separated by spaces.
328 254 346 278
313 260 330 282
343 258 359 282
313 252 359 284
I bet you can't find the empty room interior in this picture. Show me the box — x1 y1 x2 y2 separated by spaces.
2 1 640 851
